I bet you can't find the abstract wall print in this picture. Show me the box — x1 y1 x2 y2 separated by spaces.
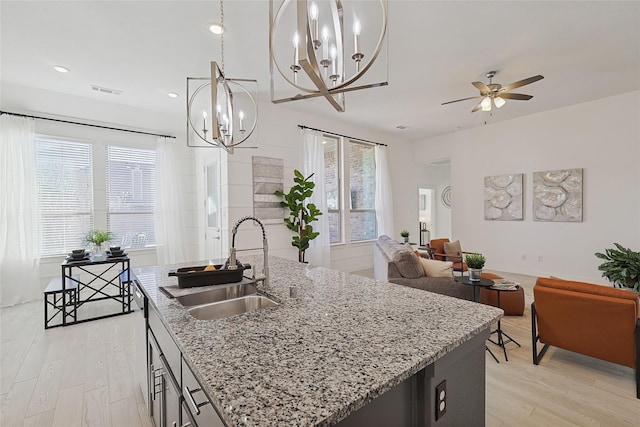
441 186 452 209
484 174 523 221
533 168 583 222
252 156 284 222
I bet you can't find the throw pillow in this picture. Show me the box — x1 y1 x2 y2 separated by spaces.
392 245 425 279
444 240 462 262
420 258 454 278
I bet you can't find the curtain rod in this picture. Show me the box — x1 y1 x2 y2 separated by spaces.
0 110 176 139
297 125 387 147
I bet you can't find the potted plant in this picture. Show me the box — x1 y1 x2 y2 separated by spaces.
400 230 410 244
275 170 322 263
85 229 113 260
465 253 486 282
595 243 640 294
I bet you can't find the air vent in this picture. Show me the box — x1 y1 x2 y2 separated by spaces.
90 85 122 96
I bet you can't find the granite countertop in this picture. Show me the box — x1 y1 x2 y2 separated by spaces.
133 255 502 427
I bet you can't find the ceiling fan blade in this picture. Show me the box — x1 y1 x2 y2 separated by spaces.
471 100 483 113
441 95 482 105
499 93 533 100
472 81 491 94
500 75 544 92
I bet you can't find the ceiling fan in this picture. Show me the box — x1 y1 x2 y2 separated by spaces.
442 71 544 112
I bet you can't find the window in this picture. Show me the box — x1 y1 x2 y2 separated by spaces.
322 137 377 244
348 141 377 241
35 138 93 256
106 146 156 248
324 137 341 244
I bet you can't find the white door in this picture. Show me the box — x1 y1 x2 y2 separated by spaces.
205 161 222 261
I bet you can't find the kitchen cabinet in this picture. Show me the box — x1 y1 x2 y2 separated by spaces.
181 358 225 427
132 279 148 410
148 326 181 427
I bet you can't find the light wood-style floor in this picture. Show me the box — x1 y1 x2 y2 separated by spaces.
1 271 639 426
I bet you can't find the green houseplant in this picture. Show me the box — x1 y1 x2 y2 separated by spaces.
400 230 410 243
465 253 486 269
85 230 113 259
275 170 322 263
465 253 486 282
595 243 640 294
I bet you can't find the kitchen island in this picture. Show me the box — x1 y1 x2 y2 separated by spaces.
133 255 502 427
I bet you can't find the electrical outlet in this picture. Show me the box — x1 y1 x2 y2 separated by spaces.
435 380 447 420
521 254 527 261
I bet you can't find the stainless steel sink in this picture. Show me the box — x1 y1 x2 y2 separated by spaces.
187 295 278 320
176 283 257 307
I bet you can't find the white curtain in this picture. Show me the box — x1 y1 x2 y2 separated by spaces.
0 115 41 307
302 128 331 267
375 145 394 237
154 137 187 265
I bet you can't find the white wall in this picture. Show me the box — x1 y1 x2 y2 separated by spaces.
412 91 640 283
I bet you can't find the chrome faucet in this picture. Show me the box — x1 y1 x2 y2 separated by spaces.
227 216 269 290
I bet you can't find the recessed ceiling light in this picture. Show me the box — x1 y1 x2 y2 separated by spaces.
167 92 179 98
53 65 70 73
208 23 224 35
396 125 409 130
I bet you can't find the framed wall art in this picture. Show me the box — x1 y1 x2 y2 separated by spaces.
252 156 284 222
484 174 523 221
533 168 583 222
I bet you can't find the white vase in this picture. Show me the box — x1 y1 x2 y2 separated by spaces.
468 268 482 282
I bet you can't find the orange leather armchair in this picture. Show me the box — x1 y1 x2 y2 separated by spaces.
531 277 640 399
429 238 474 275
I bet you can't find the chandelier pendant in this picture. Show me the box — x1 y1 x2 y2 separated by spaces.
269 0 388 112
186 0 258 152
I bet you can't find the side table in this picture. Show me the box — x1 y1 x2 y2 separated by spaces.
486 286 522 361
455 275 501 363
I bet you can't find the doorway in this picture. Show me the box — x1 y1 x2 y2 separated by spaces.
418 187 435 246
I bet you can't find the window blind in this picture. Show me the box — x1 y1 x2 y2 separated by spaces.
106 145 156 248
35 138 93 255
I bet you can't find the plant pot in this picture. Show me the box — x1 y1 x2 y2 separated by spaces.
90 243 107 261
403 236 409 244
468 268 482 282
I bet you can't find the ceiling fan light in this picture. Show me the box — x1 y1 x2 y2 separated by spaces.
481 96 492 111
494 97 506 108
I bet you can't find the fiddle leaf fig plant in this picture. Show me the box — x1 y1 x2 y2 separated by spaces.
595 243 640 294
275 170 322 263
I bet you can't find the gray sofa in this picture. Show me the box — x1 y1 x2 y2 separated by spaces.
374 235 473 301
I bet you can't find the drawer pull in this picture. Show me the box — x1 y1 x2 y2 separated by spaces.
183 385 210 415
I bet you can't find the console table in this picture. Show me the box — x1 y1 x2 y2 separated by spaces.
49 256 132 328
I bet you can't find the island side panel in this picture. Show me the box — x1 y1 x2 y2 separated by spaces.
335 329 489 427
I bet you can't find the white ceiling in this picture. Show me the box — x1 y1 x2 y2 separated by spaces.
2 1 639 141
